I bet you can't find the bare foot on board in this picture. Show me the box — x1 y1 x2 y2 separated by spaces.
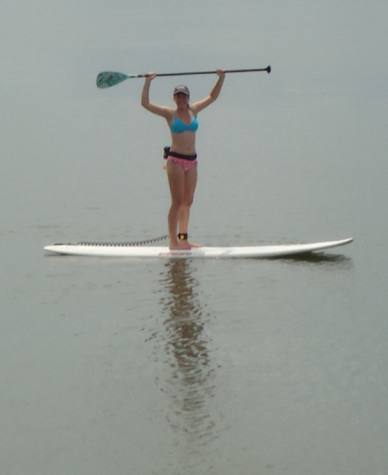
169 240 192 251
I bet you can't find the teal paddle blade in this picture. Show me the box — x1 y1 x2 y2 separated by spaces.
96 71 131 88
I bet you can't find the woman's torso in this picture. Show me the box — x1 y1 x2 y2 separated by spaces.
168 109 198 155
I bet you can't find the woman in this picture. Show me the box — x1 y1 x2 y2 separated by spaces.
141 69 225 250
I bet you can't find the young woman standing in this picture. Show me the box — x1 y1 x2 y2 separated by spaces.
141 69 225 250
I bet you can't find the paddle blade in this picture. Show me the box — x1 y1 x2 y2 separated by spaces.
96 71 131 88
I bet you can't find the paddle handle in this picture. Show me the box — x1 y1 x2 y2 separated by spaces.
142 66 271 78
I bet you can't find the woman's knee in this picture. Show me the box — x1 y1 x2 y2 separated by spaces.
171 195 193 208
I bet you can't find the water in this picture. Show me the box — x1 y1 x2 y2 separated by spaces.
1 1 388 474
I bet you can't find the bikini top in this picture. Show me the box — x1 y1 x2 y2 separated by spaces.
170 114 199 134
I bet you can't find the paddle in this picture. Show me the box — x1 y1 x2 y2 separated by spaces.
96 66 271 89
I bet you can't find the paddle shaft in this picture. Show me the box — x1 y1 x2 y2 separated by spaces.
141 66 271 78
96 66 271 88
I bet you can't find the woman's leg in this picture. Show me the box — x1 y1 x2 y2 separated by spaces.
166 160 190 249
178 164 197 236
166 160 197 249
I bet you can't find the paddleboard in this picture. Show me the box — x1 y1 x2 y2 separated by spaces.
44 238 353 258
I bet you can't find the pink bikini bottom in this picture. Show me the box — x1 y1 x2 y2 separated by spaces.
166 156 198 172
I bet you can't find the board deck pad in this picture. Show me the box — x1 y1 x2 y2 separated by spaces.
44 238 353 258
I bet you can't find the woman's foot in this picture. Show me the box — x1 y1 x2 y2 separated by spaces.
169 233 200 250
169 240 191 250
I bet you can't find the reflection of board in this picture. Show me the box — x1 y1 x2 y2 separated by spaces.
44 238 353 258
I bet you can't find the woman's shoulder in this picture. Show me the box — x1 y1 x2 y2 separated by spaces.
189 102 204 116
162 107 175 119
143 103 175 119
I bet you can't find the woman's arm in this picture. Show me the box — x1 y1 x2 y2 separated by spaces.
190 69 225 114
141 72 173 119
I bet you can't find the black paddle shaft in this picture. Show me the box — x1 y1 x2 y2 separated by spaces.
96 66 271 89
141 66 271 78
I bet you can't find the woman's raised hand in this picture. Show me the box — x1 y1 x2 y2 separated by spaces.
146 72 157 80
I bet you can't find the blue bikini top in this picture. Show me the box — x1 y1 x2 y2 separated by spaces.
170 114 199 133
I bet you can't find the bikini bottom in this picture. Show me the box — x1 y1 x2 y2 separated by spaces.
166 155 198 172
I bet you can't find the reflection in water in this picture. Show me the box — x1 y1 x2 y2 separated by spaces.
271 252 354 269
149 259 219 473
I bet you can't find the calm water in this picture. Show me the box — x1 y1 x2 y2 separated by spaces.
2 1 388 474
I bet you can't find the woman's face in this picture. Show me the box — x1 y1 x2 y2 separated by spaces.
174 92 189 108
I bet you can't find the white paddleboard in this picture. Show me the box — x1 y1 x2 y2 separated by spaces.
44 238 353 258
